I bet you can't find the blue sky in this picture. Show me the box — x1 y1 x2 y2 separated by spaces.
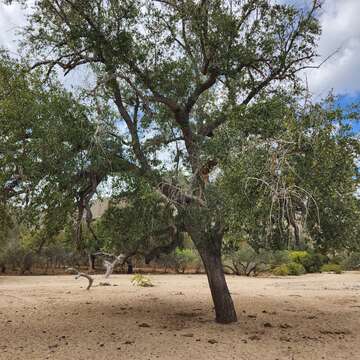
0 0 359 133
336 95 360 134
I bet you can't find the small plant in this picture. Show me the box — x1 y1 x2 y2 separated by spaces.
174 248 197 273
287 262 306 275
270 250 290 266
299 252 327 273
288 251 309 263
272 264 289 276
320 263 343 274
272 262 305 276
342 252 360 270
131 274 154 287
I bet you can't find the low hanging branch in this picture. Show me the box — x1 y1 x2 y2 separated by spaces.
66 267 94 290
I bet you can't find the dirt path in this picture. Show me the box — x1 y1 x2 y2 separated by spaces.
0 273 359 360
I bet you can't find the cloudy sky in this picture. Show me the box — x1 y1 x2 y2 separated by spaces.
0 0 359 131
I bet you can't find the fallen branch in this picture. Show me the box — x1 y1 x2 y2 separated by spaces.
66 267 94 290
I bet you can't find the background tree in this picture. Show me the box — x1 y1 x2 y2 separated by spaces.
0 50 120 264
95 177 184 265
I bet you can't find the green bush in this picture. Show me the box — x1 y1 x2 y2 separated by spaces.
272 262 305 276
287 262 306 275
320 263 343 274
223 245 271 276
270 250 290 266
299 252 327 273
131 274 154 287
342 253 360 270
288 251 309 263
174 248 197 273
272 264 289 276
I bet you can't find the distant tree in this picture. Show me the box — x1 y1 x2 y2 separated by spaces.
0 50 115 274
95 179 184 263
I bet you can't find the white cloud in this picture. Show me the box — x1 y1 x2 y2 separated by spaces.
304 0 360 97
0 2 29 56
1 0 360 97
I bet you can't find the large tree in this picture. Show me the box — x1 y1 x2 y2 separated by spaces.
4 0 322 323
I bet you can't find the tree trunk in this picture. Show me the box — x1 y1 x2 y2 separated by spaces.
293 221 301 249
0 263 6 273
88 254 96 273
198 247 237 323
127 259 133 274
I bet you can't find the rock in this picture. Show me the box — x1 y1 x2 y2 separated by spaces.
264 322 273 328
279 323 292 329
280 336 291 342
181 333 194 337
208 339 218 344
139 323 151 328
320 329 351 335
248 335 261 341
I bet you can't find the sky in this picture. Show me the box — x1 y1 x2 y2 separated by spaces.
0 0 359 132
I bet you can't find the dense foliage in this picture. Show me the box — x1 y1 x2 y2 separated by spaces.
218 94 360 252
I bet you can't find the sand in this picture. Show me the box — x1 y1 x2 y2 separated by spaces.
0 272 359 360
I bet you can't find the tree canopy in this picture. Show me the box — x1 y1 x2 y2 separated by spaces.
4 0 358 325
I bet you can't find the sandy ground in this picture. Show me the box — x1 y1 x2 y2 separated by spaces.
0 273 359 360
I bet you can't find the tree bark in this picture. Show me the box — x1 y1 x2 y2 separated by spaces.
127 259 133 274
88 253 96 273
293 221 301 249
198 246 238 323
187 219 237 324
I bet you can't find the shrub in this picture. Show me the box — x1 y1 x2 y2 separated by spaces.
174 248 197 273
223 245 270 276
156 253 177 273
287 262 306 275
272 264 289 276
299 252 327 273
342 253 360 270
272 262 305 276
320 263 343 274
131 274 154 287
288 251 309 263
270 250 290 266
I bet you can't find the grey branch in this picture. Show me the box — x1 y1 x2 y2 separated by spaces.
93 252 126 278
66 267 94 290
